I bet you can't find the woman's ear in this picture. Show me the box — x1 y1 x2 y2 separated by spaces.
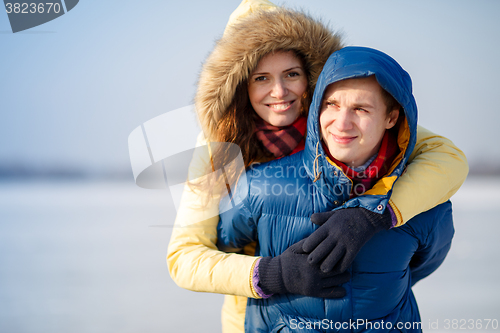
386 108 400 129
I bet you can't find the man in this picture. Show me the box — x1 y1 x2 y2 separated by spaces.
218 46 454 332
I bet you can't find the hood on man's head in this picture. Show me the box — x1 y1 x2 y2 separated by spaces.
304 46 418 197
314 47 416 126
195 6 343 140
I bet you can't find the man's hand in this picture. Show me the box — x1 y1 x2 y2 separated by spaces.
302 207 392 273
258 239 350 298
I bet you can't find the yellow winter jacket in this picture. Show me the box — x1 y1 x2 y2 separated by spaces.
167 125 468 333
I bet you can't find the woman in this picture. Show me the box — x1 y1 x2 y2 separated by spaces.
167 1 468 332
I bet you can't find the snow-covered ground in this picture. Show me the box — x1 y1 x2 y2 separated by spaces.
0 176 498 332
413 177 500 332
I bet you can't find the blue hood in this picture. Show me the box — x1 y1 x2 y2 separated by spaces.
303 46 418 212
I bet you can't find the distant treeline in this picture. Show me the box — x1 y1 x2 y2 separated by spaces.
0 164 132 180
467 161 500 176
0 161 498 180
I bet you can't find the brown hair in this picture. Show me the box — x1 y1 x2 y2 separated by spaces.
188 50 312 203
381 88 401 117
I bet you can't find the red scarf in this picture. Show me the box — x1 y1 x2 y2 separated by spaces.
254 116 307 158
323 131 400 198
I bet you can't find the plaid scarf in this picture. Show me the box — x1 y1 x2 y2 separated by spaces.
324 130 400 198
254 116 307 158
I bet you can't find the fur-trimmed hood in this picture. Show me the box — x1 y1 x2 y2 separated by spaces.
195 7 343 140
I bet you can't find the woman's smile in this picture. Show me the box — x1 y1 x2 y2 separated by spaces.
266 100 295 112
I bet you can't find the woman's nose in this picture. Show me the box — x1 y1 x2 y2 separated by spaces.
270 79 288 98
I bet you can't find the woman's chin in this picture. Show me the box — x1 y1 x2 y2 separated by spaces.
268 114 300 127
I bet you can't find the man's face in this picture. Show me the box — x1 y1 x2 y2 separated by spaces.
320 76 399 168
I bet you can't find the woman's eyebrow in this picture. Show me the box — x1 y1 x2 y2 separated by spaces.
251 71 269 76
252 66 303 76
283 66 302 72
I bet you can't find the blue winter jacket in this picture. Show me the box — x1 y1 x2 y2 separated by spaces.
218 47 454 333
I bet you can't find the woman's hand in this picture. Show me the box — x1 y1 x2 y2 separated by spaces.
303 207 392 273
258 239 349 298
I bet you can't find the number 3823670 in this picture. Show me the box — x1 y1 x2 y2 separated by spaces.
5 3 62 14
443 319 498 330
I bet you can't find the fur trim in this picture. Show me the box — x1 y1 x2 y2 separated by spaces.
195 7 343 139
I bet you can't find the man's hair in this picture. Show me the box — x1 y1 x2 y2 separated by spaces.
380 88 401 116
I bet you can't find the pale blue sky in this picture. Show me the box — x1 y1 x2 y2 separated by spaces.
1 0 499 175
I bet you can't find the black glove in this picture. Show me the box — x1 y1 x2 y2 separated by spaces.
258 239 350 298
302 207 392 274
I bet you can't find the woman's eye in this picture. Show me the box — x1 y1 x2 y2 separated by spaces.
254 76 267 82
287 72 300 78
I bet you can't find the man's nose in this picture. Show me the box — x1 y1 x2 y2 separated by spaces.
334 109 354 131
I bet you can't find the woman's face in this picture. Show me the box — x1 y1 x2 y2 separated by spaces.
248 51 308 127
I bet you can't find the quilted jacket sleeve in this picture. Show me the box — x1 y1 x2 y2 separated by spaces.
217 174 257 251
409 200 455 285
389 125 468 226
166 133 260 298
